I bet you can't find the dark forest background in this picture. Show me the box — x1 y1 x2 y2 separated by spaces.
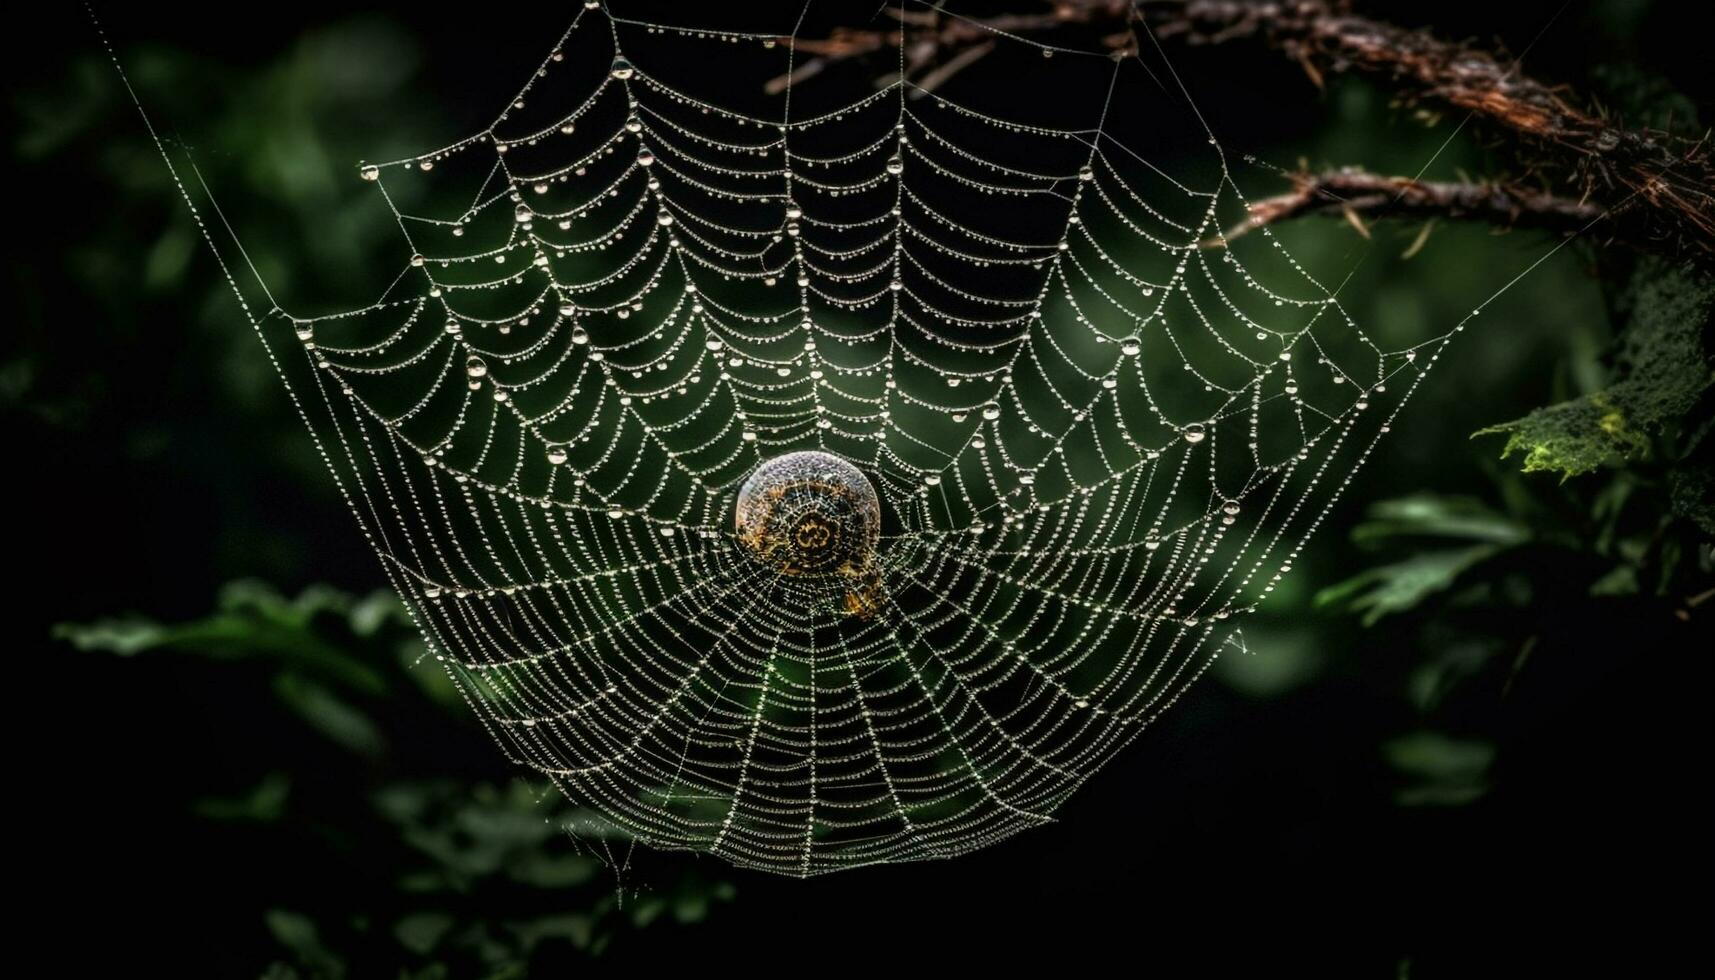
8 1 1710 974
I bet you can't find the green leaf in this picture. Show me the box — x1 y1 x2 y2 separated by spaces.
458 798 556 848
52 579 395 695
273 673 385 759
1588 565 1641 596
1384 731 1495 806
265 909 345 980
143 221 195 287
629 894 666 929
192 772 291 822
1405 638 1506 713
394 912 455 955
506 915 591 953
1348 493 1529 548
672 891 710 924
508 853 600 889
1476 260 1714 479
1316 544 1504 625
51 617 170 656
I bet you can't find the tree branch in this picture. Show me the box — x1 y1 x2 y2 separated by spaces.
1153 0 1712 257
1215 170 1619 252
778 0 1713 261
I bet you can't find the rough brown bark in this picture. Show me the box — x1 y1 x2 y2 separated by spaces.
776 1 1713 261
1218 170 1615 248
1154 0 1712 257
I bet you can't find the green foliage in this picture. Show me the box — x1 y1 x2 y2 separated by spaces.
1588 62 1704 136
1383 731 1497 806
1320 247 1713 822
1668 449 1715 534
1323 474 1711 807
55 581 734 976
1316 544 1508 626
1316 495 1529 625
1475 260 1714 478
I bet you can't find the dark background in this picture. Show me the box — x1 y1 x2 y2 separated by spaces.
9 1 1710 974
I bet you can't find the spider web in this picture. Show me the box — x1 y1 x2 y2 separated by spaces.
126 2 1485 875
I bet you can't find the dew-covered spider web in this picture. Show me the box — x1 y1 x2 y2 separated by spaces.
115 1 1501 876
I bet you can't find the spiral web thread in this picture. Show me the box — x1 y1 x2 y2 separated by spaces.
125 2 1500 876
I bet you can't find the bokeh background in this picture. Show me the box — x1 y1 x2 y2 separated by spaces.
10 1 1709 973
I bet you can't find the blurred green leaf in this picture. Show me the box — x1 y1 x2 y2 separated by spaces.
394 913 454 955
629 894 666 929
509 853 601 889
1384 731 1496 807
1321 494 1531 623
194 772 292 822
53 579 400 696
1348 494 1529 548
672 891 710 924
1317 544 1506 625
506 915 592 954
143 223 195 287
274 673 385 759
266 909 345 980
1589 565 1641 596
1405 636 1505 712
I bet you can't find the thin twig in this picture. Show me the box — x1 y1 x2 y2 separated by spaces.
1214 169 1619 251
